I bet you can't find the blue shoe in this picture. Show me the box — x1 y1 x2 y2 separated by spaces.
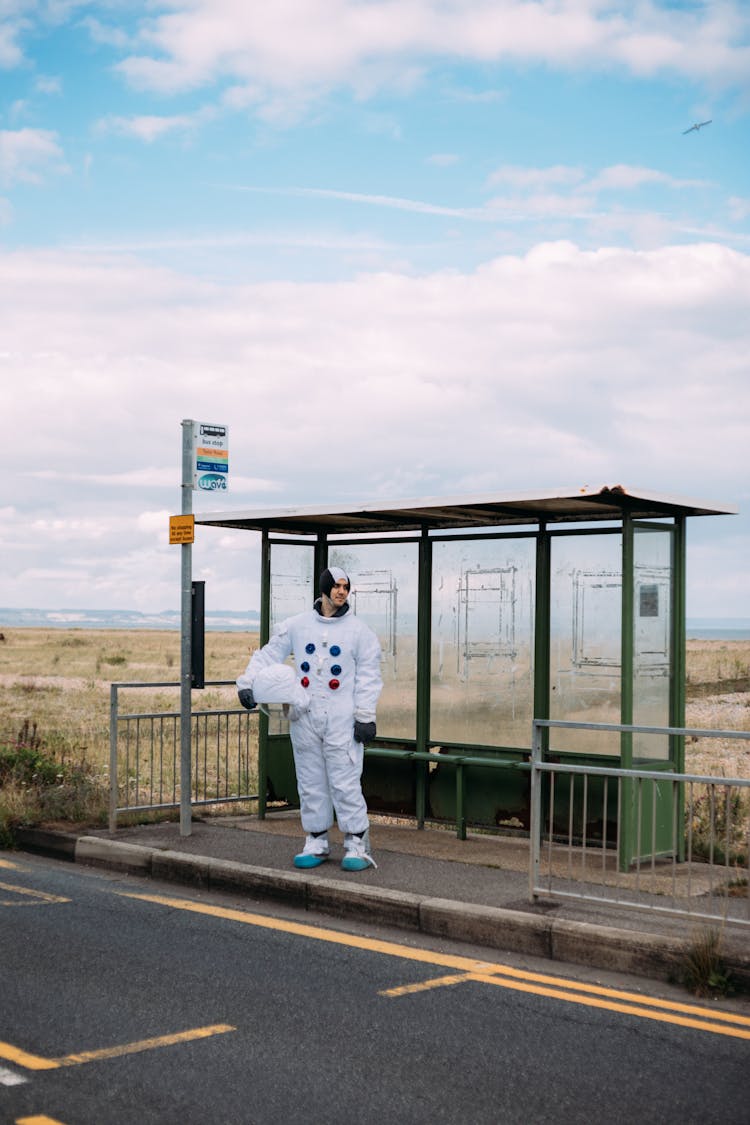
341 831 377 871
293 835 329 869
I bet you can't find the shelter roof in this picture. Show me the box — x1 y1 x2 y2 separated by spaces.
193 484 737 537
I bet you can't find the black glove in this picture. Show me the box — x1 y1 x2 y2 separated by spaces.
354 720 376 745
238 687 257 711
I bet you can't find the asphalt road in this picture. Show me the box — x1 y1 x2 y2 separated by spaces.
1 853 748 1125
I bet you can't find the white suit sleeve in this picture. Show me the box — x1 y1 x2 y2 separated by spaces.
353 623 383 723
236 622 293 690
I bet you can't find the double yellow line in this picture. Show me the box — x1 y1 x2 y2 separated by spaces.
122 891 750 1042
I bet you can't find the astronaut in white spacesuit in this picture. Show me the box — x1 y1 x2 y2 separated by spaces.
237 567 383 871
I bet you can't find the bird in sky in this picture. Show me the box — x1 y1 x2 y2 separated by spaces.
683 120 712 134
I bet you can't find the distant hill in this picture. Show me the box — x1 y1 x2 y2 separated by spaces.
0 608 748 638
0 607 260 632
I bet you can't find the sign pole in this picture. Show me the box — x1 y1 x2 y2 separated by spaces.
180 419 194 836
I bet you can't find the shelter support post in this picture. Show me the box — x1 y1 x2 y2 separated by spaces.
673 515 687 859
257 528 271 819
619 513 635 869
533 521 551 753
415 528 432 828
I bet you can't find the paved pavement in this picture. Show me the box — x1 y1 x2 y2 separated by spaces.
13 812 750 991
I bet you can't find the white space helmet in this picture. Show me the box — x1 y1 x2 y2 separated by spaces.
252 663 309 718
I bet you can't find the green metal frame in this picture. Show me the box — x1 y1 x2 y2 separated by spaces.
618 517 686 869
532 520 551 759
620 513 635 868
257 528 271 818
415 527 432 826
673 515 687 858
254 511 691 852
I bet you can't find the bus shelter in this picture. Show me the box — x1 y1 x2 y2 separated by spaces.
195 484 735 864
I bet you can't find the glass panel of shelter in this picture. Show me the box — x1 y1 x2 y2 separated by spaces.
328 541 418 741
266 525 676 761
430 536 535 748
267 541 315 735
632 523 673 762
549 531 622 757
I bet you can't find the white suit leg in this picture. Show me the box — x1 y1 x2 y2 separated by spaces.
325 740 368 835
291 727 333 834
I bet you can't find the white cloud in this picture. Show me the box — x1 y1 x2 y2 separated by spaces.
3 240 748 471
238 163 714 237
483 191 596 219
111 0 750 112
136 509 172 534
485 163 709 206
96 108 215 143
0 127 67 185
66 230 399 254
9 98 28 122
1 239 748 612
235 181 593 225
34 75 62 95
240 184 476 218
488 165 584 189
587 164 708 192
729 196 750 222
0 18 24 69
447 86 506 103
27 467 282 492
79 16 134 51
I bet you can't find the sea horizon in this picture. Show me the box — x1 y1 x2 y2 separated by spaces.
1 607 749 639
0 606 260 632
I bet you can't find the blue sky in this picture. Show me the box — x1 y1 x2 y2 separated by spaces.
1 1 749 616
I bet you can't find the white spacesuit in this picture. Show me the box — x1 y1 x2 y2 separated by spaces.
237 567 383 871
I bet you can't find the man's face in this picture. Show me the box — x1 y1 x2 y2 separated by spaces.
328 578 349 609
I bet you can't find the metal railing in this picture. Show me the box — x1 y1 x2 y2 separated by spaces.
108 685 749 929
109 681 259 831
530 719 750 928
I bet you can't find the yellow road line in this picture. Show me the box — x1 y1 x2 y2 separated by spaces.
121 890 750 1040
468 972 750 1041
56 1024 235 1067
382 970 750 1039
0 858 20 870
0 881 70 907
16 1117 68 1124
0 1045 58 1072
385 964 750 1028
381 973 478 997
0 1025 234 1072
121 889 505 969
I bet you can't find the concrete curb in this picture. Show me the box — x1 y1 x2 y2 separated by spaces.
420 897 552 960
13 829 750 989
549 917 683 980
14 826 79 860
76 836 153 872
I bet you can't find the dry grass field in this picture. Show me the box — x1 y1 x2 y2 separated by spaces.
0 628 260 837
0 629 748 839
0 627 257 745
684 639 750 778
0 629 748 770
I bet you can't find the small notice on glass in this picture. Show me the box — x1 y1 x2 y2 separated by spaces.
169 515 195 544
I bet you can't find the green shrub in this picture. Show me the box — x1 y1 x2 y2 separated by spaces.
0 720 108 845
681 928 735 998
0 722 62 787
